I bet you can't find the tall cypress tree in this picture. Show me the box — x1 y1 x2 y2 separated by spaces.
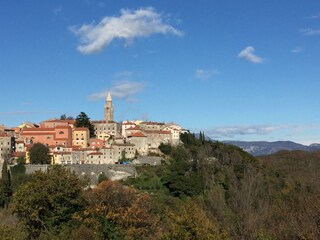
0 159 12 208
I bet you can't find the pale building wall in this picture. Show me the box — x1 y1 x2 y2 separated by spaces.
127 136 148 156
0 135 12 169
112 143 136 162
72 128 89 148
100 147 114 164
139 122 164 131
87 152 104 164
121 121 137 137
92 121 120 140
52 152 72 164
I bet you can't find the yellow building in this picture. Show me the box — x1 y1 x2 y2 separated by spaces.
72 128 90 148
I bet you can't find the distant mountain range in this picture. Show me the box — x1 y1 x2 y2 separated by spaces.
222 140 320 156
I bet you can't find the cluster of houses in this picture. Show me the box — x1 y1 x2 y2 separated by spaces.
0 93 187 167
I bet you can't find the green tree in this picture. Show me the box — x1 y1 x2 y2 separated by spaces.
12 165 88 238
159 142 172 155
29 143 51 164
60 114 74 120
74 112 95 138
0 160 12 208
98 172 108 184
162 146 204 198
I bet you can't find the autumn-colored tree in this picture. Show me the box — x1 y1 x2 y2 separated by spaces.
76 180 161 240
163 198 227 240
12 165 88 238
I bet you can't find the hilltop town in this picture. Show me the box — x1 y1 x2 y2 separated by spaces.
0 93 187 167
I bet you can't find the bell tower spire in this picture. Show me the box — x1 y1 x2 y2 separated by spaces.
104 92 114 122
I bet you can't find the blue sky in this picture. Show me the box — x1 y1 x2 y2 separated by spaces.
1 0 320 144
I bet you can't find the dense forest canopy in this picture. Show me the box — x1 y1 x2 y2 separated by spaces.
0 133 319 239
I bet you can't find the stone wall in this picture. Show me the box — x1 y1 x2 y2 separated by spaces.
15 164 137 187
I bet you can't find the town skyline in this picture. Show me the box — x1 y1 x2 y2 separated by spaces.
1 1 320 145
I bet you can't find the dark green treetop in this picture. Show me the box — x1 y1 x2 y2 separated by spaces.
29 143 51 164
74 112 95 138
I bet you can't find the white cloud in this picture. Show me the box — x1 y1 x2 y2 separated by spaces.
70 7 183 54
113 71 134 80
291 46 303 53
300 28 320 36
204 125 297 139
310 13 320 19
195 69 220 81
53 6 62 15
238 46 264 63
89 81 145 101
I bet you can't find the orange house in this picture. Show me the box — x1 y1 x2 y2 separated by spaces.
21 126 72 146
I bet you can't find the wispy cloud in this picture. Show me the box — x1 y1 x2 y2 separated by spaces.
204 125 298 139
195 69 220 81
238 46 264 63
70 7 183 54
0 111 37 116
89 80 145 101
113 71 134 80
0 111 58 116
82 0 106 8
310 13 320 19
53 6 62 15
291 46 303 53
300 28 320 36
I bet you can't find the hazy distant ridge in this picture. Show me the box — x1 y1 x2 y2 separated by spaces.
223 140 320 156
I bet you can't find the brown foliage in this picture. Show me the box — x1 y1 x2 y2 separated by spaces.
79 180 162 239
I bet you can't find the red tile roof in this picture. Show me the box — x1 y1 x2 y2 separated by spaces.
123 122 136 125
88 152 103 155
128 132 146 137
52 152 72 155
126 126 140 131
73 128 89 131
12 152 26 157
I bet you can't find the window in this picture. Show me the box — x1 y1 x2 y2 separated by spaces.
59 131 64 134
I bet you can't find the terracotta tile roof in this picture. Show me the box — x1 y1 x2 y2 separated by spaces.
161 130 171 134
128 132 146 137
71 146 82 150
55 126 71 129
42 119 75 123
92 120 107 124
12 152 26 157
141 121 164 125
88 152 103 155
52 152 72 155
22 132 55 135
123 122 136 125
126 126 140 131
73 128 89 131
22 127 55 132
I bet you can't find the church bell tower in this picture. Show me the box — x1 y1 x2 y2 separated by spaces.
104 92 114 122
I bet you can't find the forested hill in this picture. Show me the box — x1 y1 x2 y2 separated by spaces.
0 134 319 239
223 140 320 156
